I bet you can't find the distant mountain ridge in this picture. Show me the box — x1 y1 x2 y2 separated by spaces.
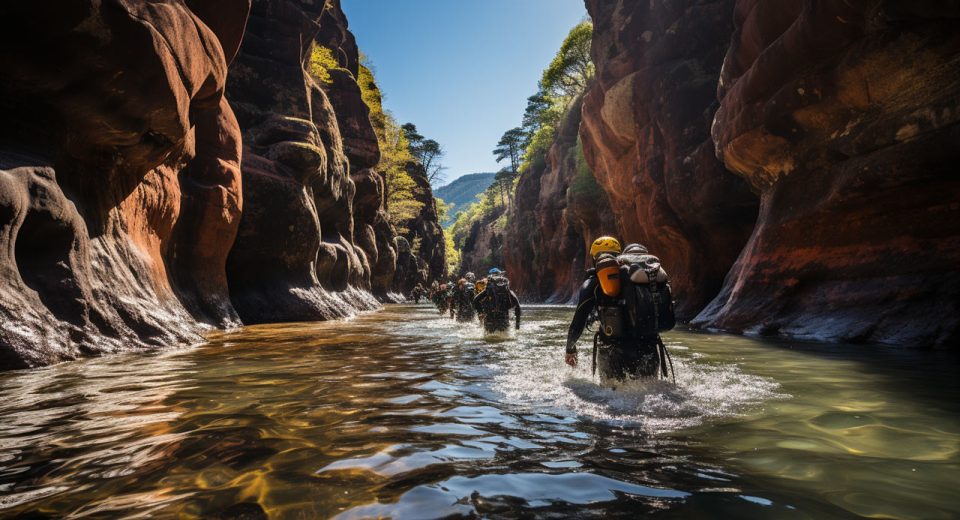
435 172 496 226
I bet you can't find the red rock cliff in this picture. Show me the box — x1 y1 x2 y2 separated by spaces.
0 0 251 368
693 1 960 346
0 0 445 369
580 0 760 318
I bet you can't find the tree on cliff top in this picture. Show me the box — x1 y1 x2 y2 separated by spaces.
541 22 594 99
402 123 446 185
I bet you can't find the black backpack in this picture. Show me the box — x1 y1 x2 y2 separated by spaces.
618 252 676 335
486 275 513 313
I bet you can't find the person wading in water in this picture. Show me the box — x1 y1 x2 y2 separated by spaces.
450 273 477 322
564 237 676 382
473 268 521 333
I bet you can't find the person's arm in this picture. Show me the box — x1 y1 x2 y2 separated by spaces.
510 291 521 329
472 291 486 313
565 278 597 366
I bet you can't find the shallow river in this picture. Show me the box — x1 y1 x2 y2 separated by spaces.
0 304 957 519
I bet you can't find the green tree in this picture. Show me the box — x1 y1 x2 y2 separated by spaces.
493 127 525 175
307 44 340 85
401 123 446 185
541 22 594 99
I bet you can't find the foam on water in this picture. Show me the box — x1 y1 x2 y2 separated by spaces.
490 319 788 433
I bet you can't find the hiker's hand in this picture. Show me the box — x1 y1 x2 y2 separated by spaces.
565 352 578 367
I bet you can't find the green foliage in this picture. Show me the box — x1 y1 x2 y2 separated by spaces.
541 22 594 99
380 116 424 235
444 230 461 276
358 61 385 132
402 123 446 185
308 44 340 85
434 173 496 226
435 197 451 224
568 137 604 202
493 127 526 175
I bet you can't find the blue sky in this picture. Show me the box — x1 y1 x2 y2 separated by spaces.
341 0 588 186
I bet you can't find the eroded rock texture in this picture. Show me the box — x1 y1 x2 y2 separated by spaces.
225 0 393 322
693 1 960 346
0 0 251 368
0 0 445 369
504 97 616 302
580 0 759 318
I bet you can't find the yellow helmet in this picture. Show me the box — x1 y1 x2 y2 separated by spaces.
590 236 622 259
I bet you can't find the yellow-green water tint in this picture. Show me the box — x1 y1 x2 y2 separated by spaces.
0 304 956 518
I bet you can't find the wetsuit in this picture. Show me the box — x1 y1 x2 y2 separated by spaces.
473 284 521 333
450 284 476 322
566 270 660 380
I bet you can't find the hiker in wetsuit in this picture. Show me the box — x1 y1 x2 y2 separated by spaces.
473 268 521 333
411 283 425 303
564 237 676 381
432 283 450 314
450 275 477 322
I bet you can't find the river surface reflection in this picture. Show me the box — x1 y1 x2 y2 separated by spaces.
0 304 957 518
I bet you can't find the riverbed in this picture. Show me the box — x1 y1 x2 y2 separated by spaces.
0 304 957 518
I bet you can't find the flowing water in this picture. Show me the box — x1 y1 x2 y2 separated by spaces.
0 304 957 519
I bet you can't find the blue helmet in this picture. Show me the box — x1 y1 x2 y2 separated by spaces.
488 268 503 275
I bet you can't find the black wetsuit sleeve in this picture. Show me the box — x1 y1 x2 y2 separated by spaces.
472 292 486 313
510 291 521 328
565 277 598 354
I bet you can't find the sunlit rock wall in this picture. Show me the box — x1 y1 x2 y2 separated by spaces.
224 0 398 322
580 0 759 318
693 1 960 346
0 0 251 369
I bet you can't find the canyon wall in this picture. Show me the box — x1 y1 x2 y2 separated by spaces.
504 97 616 302
692 1 960 346
224 0 387 322
0 0 252 369
580 0 760 318
0 0 444 369
576 0 959 346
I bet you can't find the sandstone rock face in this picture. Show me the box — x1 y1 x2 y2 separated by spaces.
0 0 250 368
580 0 760 318
504 97 616 303
0 0 445 369
693 1 960 346
224 0 394 322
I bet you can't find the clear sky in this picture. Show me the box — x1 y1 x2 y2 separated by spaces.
341 0 588 186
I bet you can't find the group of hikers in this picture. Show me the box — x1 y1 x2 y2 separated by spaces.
411 267 522 334
409 236 676 383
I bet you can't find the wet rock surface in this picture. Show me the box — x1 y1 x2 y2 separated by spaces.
224 0 382 322
0 0 252 368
